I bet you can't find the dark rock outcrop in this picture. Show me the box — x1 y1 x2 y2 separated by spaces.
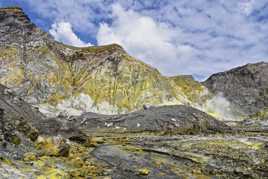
92 145 180 179
0 7 51 46
0 84 42 149
75 105 231 134
0 84 41 159
0 84 82 160
203 62 268 117
0 84 44 121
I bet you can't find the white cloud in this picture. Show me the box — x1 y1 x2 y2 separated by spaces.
97 4 194 76
22 0 110 34
95 2 268 78
49 22 92 47
203 93 240 121
21 0 268 79
239 0 255 15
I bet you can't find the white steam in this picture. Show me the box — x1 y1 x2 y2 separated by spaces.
37 93 125 117
203 93 239 121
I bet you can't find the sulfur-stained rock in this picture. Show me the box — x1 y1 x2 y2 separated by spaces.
0 7 211 117
138 168 150 175
92 145 180 178
35 136 70 157
90 134 268 179
23 152 36 161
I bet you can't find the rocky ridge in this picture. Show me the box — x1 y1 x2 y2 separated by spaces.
204 62 268 119
0 7 210 117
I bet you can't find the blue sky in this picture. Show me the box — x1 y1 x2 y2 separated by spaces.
1 0 268 80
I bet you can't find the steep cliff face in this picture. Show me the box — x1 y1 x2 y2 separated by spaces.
0 7 209 116
204 62 268 119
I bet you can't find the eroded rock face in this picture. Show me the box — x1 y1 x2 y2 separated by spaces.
0 83 84 161
204 62 268 118
0 93 39 160
0 84 43 121
0 7 209 116
0 83 42 151
0 84 44 160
